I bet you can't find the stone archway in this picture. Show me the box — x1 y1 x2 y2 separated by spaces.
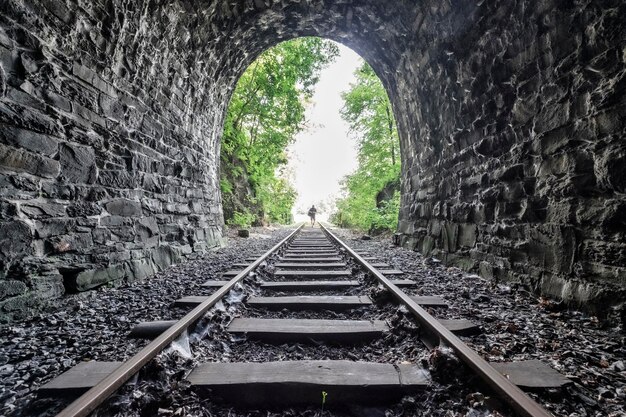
0 0 624 320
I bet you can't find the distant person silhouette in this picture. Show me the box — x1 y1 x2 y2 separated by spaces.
307 205 317 226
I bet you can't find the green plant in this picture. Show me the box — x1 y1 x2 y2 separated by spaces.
220 37 339 227
228 210 255 229
220 178 233 195
333 61 401 233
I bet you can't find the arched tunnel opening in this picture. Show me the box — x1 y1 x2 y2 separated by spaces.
0 0 624 326
220 36 400 234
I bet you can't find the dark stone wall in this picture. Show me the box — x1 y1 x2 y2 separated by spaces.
395 1 626 315
0 0 624 321
0 1 227 321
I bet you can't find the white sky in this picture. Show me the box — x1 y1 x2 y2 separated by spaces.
287 42 362 222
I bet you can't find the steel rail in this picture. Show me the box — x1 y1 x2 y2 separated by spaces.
320 223 553 417
56 224 304 417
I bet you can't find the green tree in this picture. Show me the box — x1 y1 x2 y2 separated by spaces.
333 61 401 232
221 37 339 225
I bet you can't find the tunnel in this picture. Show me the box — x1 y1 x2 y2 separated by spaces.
0 0 624 322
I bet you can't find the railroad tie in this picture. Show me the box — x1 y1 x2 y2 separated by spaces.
376 269 405 275
260 280 360 290
274 269 351 277
200 280 230 287
279 256 343 262
410 295 449 308
388 279 418 287
227 318 388 343
273 262 347 268
283 252 339 257
40 358 569 398
246 295 372 311
288 244 335 248
186 360 430 405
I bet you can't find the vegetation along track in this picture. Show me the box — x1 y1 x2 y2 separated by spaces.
39 224 568 417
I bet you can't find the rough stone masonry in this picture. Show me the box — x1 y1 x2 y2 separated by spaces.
0 0 624 322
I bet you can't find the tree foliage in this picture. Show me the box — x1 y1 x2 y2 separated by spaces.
221 37 339 225
332 62 401 232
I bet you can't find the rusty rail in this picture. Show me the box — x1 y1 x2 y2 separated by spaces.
56 224 304 417
320 223 553 417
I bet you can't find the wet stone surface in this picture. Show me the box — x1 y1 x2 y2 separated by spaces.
1 226 624 416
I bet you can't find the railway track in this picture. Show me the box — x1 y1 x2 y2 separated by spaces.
40 224 567 417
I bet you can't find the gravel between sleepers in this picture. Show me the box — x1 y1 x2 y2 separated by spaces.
331 226 625 417
2 225 624 417
0 226 293 417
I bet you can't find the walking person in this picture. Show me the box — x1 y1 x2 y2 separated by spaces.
307 205 317 227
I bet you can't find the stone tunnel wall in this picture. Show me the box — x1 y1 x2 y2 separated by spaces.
0 1 229 321
0 0 624 321
394 0 626 315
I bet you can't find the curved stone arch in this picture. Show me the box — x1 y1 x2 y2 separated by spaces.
208 1 425 169
0 0 624 320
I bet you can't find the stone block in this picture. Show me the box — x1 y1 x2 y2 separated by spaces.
127 258 157 281
44 90 72 112
446 254 476 271
479 261 494 280
0 293 39 314
595 145 626 193
534 101 570 134
34 218 76 238
98 170 138 188
458 223 477 248
165 203 192 215
99 94 124 120
67 202 102 217
0 220 33 261
0 280 28 301
136 217 159 240
540 274 601 306
581 240 626 269
92 228 110 245
527 225 576 275
46 233 94 254
30 275 64 299
538 154 571 177
110 226 136 242
441 222 458 253
497 164 524 182
11 174 39 191
0 142 59 178
534 125 573 156
59 143 98 184
71 264 128 292
421 235 435 256
160 224 185 242
151 245 182 271
0 200 17 217
502 182 527 202
105 199 142 216
20 201 66 218
99 216 133 227
0 126 59 156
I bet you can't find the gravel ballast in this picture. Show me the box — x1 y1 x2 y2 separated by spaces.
1 225 624 417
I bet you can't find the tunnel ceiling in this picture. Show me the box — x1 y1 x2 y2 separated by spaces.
0 0 624 322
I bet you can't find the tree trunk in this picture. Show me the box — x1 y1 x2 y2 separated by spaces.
385 103 396 165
